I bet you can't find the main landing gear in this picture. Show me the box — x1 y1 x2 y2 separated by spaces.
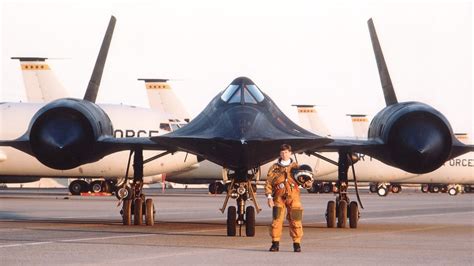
325 151 361 229
118 149 156 226
220 169 261 237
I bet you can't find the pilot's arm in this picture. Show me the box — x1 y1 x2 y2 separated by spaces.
265 164 279 208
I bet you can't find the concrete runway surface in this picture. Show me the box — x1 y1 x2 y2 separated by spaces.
0 188 472 265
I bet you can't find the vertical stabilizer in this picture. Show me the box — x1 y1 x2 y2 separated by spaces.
83 16 116 103
293 105 331 137
139 79 190 122
347 114 369 139
11 57 68 102
368 18 398 106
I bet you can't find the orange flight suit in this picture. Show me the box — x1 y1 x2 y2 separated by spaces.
265 159 303 243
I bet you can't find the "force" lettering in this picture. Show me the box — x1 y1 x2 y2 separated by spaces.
114 129 160 138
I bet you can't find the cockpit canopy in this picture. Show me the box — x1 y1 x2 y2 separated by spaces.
221 77 265 104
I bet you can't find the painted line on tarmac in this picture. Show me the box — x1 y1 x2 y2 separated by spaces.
361 210 474 221
84 225 457 265
303 224 453 244
0 228 225 248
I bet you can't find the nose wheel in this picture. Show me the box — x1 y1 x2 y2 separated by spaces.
222 176 260 237
226 205 256 237
226 206 237 236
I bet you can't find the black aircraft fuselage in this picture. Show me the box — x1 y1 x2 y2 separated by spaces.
154 77 332 171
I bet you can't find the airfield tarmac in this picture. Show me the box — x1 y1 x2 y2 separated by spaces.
0 188 472 265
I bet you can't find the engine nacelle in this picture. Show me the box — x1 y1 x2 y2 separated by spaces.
368 102 453 174
28 98 113 170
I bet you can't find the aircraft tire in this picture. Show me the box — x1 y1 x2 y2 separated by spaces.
115 186 132 200
326 201 336 228
377 186 388 197
307 183 316 193
90 180 104 193
209 182 224 194
145 198 155 226
448 187 458 196
69 180 89 195
349 201 359 229
421 185 429 193
337 200 348 228
227 206 237 236
441 185 448 193
464 186 472 193
245 206 256 237
122 199 132 225
322 183 332 193
134 198 143 225
369 183 378 193
430 185 440 193
391 185 402 194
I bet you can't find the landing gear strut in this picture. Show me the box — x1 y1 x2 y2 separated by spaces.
220 169 260 237
119 149 155 226
325 151 360 229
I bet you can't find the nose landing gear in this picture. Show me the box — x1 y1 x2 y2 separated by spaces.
221 169 261 237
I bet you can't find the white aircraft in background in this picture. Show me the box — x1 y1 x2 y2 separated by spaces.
1 55 198 197
11 57 69 102
295 105 473 196
140 78 190 123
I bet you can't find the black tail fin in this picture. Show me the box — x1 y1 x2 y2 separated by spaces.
83 16 116 103
368 18 398 106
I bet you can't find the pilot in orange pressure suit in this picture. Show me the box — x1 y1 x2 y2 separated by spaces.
265 144 314 252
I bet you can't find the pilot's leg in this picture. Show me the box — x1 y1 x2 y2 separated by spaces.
287 196 303 251
269 196 286 248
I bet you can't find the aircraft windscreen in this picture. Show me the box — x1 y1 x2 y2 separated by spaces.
221 84 265 104
246 85 264 102
221 84 240 102
228 88 242 103
243 87 257 104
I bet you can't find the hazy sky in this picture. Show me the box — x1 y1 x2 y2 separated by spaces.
1 0 472 137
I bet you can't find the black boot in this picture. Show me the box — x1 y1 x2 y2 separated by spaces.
269 241 279 252
293 242 301 252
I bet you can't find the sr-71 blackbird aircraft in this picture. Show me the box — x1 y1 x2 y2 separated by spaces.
1 16 472 236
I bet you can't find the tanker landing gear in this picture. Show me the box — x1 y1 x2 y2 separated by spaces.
209 181 225 194
69 179 116 195
220 169 261 237
324 151 360 229
119 149 156 226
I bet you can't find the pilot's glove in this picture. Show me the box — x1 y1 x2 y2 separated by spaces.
267 198 274 208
